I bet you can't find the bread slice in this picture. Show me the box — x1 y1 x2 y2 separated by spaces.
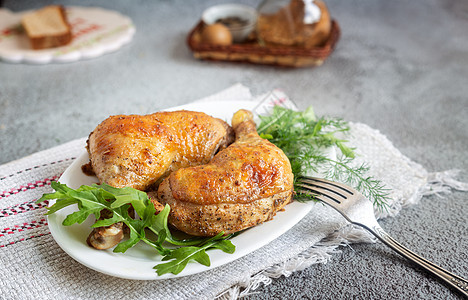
21 5 72 50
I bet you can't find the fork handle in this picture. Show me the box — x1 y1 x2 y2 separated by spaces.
365 224 468 297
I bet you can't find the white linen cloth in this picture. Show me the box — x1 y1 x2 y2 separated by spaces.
0 84 466 300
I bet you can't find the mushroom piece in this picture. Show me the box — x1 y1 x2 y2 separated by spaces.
86 221 124 250
86 209 125 250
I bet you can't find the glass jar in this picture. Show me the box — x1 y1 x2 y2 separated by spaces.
256 0 331 48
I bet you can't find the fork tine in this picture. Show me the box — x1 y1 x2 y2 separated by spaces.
298 176 356 196
295 182 342 205
299 176 358 199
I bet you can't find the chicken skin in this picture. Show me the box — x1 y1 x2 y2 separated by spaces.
86 110 234 191
152 109 294 237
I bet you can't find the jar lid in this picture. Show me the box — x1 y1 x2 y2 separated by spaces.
303 0 321 24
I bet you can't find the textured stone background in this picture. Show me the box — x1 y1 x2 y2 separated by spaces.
1 0 467 299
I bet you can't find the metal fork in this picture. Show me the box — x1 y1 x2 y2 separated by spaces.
296 176 468 297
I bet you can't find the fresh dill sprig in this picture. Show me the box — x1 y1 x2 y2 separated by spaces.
257 106 390 211
319 156 390 212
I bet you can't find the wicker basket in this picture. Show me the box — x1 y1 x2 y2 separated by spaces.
187 20 340 68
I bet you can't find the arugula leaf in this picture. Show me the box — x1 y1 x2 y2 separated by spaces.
154 233 235 276
37 182 236 275
114 229 140 253
100 184 148 216
156 246 211 275
149 204 205 246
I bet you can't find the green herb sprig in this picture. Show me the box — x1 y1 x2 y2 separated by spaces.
257 106 390 211
37 182 235 275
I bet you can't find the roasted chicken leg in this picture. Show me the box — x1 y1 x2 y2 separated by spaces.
87 110 234 191
152 109 294 236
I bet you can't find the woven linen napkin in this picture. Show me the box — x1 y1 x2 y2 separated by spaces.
0 84 465 300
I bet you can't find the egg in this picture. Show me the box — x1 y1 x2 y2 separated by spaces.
200 23 233 46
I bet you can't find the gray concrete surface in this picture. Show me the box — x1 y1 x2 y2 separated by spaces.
1 0 467 299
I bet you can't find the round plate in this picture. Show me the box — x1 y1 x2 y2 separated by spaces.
49 100 313 280
0 6 135 64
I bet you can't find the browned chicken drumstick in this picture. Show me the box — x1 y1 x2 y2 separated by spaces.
152 109 294 237
85 110 235 249
87 110 234 190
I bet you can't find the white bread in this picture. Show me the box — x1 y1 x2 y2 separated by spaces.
21 5 72 50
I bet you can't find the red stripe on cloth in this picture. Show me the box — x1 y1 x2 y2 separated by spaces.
0 219 48 236
0 199 49 218
0 157 75 181
1 176 59 199
0 232 51 248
